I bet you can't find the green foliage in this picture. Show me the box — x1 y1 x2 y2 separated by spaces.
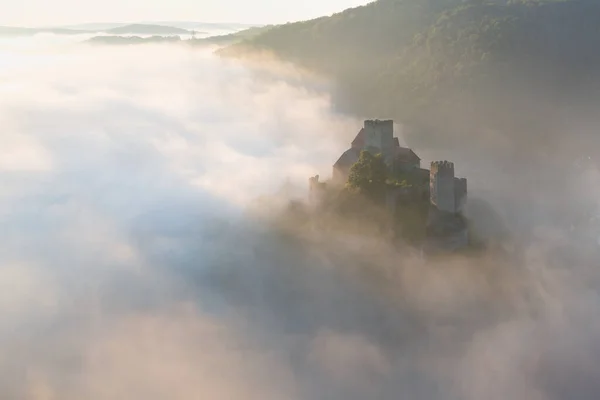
224 0 600 151
388 168 428 188
346 150 388 202
386 177 411 188
306 182 394 238
225 0 464 86
394 200 429 243
195 25 274 47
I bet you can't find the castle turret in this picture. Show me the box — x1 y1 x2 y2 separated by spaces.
363 119 395 165
430 161 456 213
454 177 467 213
309 174 326 205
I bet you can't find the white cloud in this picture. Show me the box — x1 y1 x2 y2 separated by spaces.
1 36 600 400
0 131 53 172
0 37 356 399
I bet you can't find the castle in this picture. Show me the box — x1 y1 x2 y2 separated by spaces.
312 119 467 214
309 119 469 251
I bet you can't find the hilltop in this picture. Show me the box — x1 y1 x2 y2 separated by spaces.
84 26 273 47
0 23 189 36
104 24 190 35
0 26 89 36
190 25 274 47
309 119 472 252
0 22 254 37
86 35 183 45
221 0 600 161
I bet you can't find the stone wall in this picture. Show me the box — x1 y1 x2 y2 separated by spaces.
364 119 395 164
454 177 467 213
430 161 456 213
308 175 326 204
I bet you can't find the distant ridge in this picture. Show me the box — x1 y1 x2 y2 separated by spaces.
0 26 89 36
60 21 260 32
140 21 260 31
0 22 261 37
84 25 273 47
59 22 125 31
220 0 600 155
86 35 183 45
104 24 190 35
190 25 274 47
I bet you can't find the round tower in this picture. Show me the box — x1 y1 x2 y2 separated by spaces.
430 161 456 213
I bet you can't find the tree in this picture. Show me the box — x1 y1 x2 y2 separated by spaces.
347 150 388 202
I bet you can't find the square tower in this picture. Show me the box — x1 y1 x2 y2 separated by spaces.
430 161 456 213
363 119 395 164
454 177 467 213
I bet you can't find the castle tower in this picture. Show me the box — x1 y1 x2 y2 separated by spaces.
430 161 456 213
454 177 467 213
309 175 325 205
363 119 395 164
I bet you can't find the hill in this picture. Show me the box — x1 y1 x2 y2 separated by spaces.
86 35 183 45
190 25 274 47
59 23 129 31
222 0 600 162
104 24 190 35
0 26 88 36
62 21 259 32
84 26 272 47
0 22 259 38
139 21 260 31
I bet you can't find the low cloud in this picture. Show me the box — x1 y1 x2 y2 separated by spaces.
1 36 600 400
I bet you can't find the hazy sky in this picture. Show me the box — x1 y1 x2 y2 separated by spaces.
2 0 372 26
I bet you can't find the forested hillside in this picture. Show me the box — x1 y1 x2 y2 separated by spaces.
190 25 274 47
223 0 600 161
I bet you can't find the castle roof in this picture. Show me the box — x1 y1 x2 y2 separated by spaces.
417 168 431 180
395 146 421 162
351 128 365 148
333 147 360 168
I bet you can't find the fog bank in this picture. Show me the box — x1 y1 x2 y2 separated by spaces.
1 37 600 400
